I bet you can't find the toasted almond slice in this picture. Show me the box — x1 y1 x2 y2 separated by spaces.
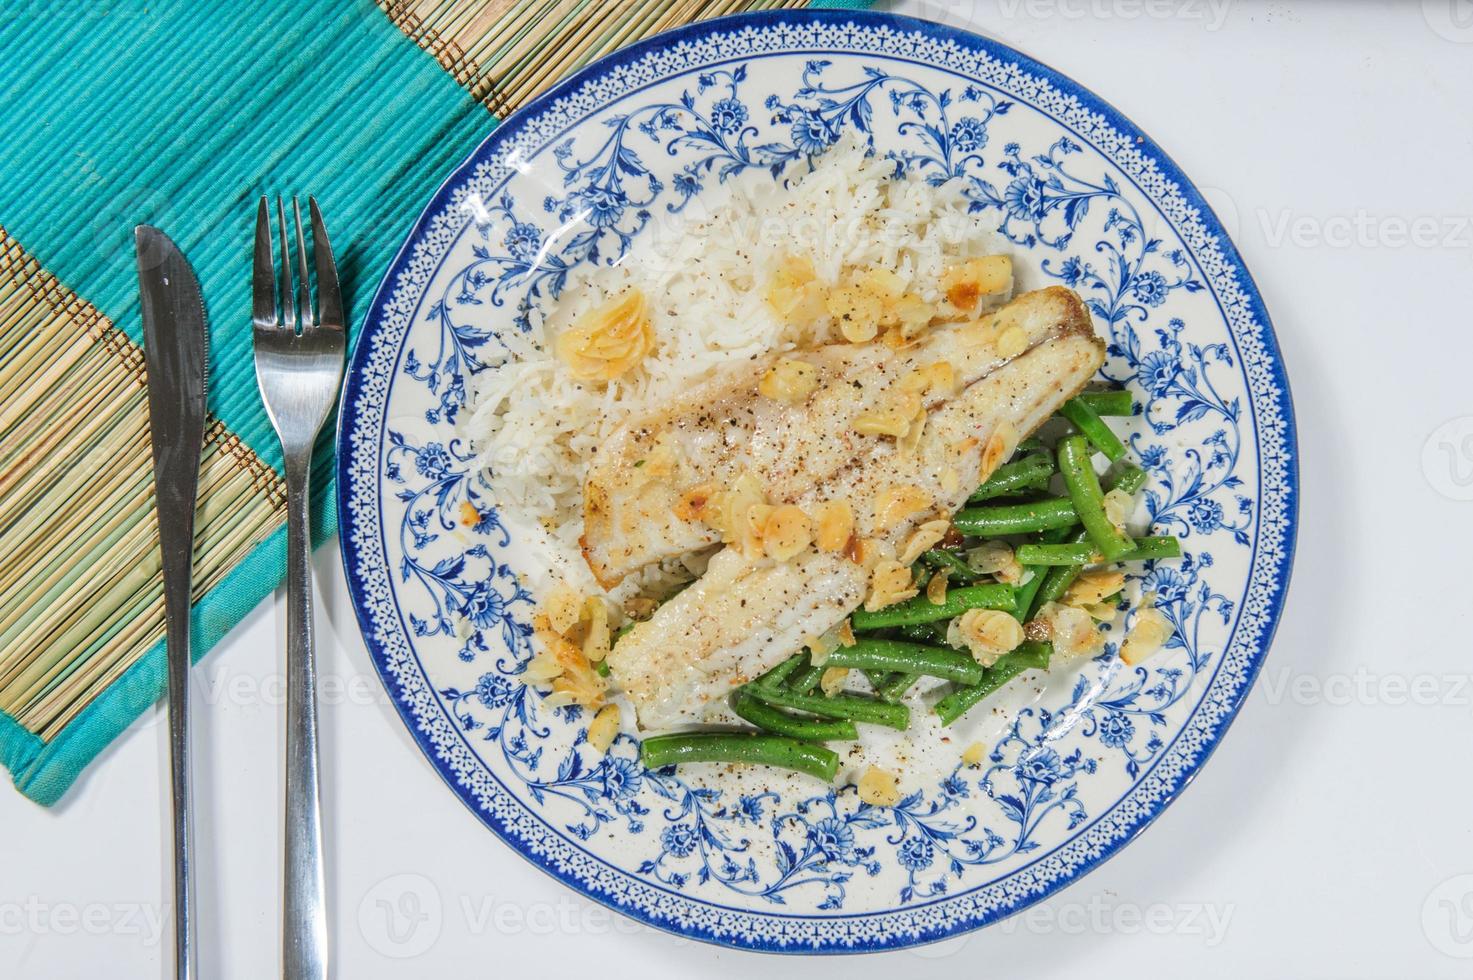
926 568 950 606
1062 569 1127 608
820 667 850 697
586 704 621 754
813 500 855 552
544 584 583 636
1121 606 1173 665
1036 601 1106 658
978 421 1016 482
865 559 917 611
1103 488 1134 531
899 518 950 565
675 482 718 523
762 504 813 561
996 324 1028 358
941 255 1013 316
875 484 933 533
853 409 912 439
759 358 821 404
554 289 653 381
857 766 901 806
948 608 1023 667
582 598 611 663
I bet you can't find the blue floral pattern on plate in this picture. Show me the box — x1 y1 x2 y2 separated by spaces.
336 10 1297 953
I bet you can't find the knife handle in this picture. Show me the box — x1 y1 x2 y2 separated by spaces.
157 470 199 980
282 449 327 980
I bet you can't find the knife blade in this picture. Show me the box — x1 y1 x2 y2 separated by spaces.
137 225 207 980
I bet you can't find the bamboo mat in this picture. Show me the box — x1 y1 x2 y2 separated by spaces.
0 229 284 742
0 0 865 806
382 0 813 116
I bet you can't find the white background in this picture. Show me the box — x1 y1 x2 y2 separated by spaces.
5 1 1473 976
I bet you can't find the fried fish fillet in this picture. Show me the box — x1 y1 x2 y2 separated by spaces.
607 290 1103 729
581 286 1093 590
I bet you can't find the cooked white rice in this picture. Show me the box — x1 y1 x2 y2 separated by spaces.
465 136 1004 596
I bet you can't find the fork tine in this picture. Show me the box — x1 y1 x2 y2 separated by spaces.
308 198 344 331
292 197 315 331
253 197 277 327
277 196 295 332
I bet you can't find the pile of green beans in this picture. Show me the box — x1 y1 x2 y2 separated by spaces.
639 384 1187 777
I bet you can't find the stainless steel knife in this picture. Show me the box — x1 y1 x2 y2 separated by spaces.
137 225 208 980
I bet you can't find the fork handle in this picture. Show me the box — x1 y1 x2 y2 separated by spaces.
283 449 327 980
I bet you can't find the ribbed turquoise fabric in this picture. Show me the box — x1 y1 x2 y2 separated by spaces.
0 0 875 806
0 0 492 805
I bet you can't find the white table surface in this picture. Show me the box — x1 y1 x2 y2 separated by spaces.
5 1 1473 976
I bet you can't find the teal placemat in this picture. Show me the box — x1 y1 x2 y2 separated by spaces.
0 0 875 807
0 0 491 805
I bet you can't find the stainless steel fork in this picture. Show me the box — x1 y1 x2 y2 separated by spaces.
252 196 344 980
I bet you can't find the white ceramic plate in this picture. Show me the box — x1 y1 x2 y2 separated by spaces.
336 9 1297 952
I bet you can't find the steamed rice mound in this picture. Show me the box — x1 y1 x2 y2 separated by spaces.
465 137 1004 594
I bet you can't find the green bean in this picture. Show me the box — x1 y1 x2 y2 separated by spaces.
862 669 893 693
910 563 933 591
1060 397 1128 462
968 454 1055 502
876 672 921 702
640 733 840 782
1016 542 1101 566
1116 536 1183 562
921 549 978 583
935 642 1053 726
756 653 807 689
744 684 910 730
1017 534 1181 570
728 690 859 742
595 659 610 677
1029 565 1084 621
1012 564 1048 623
952 497 1078 537
1074 389 1134 417
1017 467 1150 619
1057 436 1135 561
850 583 1016 631
897 621 947 644
789 663 825 694
1040 523 1084 544
1021 529 1088 617
823 638 984 686
1015 436 1049 457
1105 461 1148 496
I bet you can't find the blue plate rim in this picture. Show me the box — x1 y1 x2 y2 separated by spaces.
335 7 1299 953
